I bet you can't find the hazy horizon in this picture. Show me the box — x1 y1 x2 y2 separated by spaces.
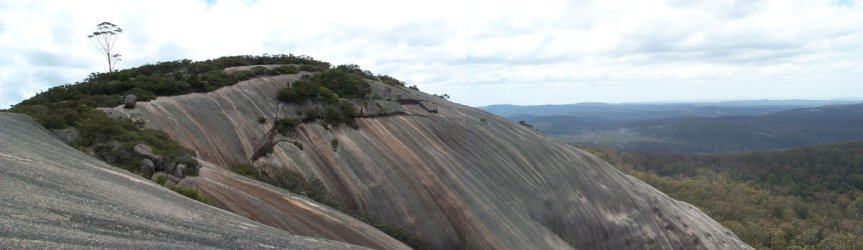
479 98 863 107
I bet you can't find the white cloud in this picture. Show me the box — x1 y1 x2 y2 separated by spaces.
1 0 862 108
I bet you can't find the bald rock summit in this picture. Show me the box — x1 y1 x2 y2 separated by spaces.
2 55 751 249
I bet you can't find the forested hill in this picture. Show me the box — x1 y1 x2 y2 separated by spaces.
588 141 863 249
498 102 863 153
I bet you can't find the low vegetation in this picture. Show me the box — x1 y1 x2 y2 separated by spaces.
586 142 863 249
9 55 332 176
275 64 393 130
356 214 433 250
274 118 301 134
151 173 210 204
230 163 260 179
15 54 328 126
171 185 210 204
67 108 200 175
330 138 339 151
256 167 334 207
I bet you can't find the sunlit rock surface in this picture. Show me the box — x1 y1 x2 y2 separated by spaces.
110 72 752 249
0 112 367 249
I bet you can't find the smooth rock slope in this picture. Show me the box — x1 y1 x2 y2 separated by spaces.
0 112 367 249
193 160 410 250
111 72 752 249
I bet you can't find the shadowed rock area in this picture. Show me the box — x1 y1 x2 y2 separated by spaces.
0 112 368 249
109 72 752 249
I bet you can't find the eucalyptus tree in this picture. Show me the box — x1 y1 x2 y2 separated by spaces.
87 22 123 72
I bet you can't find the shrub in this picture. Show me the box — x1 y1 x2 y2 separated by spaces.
333 64 376 79
75 109 133 147
257 116 267 124
330 138 339 151
234 71 253 81
272 168 308 193
230 163 259 179
251 66 270 76
303 108 321 121
154 174 167 185
125 87 157 102
372 224 433 250
304 177 330 203
317 87 339 104
169 185 210 204
275 118 301 134
377 75 406 86
273 65 300 74
262 168 337 207
299 64 328 72
277 80 337 104
324 106 347 126
317 68 371 98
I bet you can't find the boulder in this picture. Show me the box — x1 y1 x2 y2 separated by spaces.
133 144 163 164
123 94 137 109
139 159 155 179
172 164 186 179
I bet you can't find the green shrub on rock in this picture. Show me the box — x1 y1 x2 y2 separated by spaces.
230 163 260 179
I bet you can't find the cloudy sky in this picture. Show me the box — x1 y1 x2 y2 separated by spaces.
0 0 861 108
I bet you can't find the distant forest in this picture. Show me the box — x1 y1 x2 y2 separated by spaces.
586 141 863 249
494 102 863 153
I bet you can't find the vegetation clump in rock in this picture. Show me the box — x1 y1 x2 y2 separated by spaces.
276 64 392 129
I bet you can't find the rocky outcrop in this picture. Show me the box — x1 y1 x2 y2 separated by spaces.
105 74 752 249
139 158 155 179
0 112 368 249
133 143 189 180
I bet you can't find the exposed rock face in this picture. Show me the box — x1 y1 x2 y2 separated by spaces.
107 74 752 249
0 112 368 249
124 94 137 109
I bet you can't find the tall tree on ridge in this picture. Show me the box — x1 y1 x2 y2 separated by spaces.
87 22 123 73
